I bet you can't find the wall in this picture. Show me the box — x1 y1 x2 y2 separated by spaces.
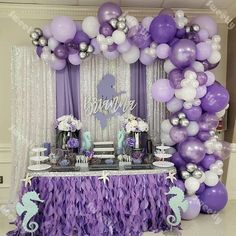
0 4 230 203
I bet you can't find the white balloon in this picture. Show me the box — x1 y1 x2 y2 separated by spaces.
42 46 51 53
126 15 139 28
216 109 226 118
122 46 140 64
100 44 108 51
191 61 204 72
82 16 100 38
175 87 196 102
185 177 200 195
161 119 173 133
212 35 221 43
164 59 176 73
204 171 219 187
142 16 154 30
106 36 114 45
112 30 126 45
175 10 184 18
198 172 206 184
41 51 51 62
209 164 219 173
166 97 184 113
208 50 221 64
184 70 197 80
161 133 176 146
48 37 59 51
215 160 224 168
217 169 223 176
97 34 105 43
187 121 200 136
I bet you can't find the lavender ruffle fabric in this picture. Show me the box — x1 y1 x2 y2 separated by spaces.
8 173 172 236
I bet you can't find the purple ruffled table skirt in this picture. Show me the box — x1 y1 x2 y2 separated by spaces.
8 173 172 236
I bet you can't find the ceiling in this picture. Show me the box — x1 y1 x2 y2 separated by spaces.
0 0 235 9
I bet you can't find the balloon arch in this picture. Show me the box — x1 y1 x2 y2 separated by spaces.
30 2 230 221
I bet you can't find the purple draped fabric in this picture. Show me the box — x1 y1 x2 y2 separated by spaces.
8 173 173 236
56 65 80 119
130 61 147 120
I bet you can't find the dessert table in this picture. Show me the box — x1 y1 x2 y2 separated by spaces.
8 167 175 236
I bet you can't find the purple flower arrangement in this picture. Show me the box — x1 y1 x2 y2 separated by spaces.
67 138 79 149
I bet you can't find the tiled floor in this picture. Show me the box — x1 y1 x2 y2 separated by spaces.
1 200 236 236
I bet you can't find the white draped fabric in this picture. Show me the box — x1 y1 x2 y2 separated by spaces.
146 60 167 145
10 46 56 204
80 55 131 143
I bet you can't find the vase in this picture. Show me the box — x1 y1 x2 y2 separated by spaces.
56 131 71 149
132 131 142 150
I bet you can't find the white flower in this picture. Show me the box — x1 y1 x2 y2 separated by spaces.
130 120 138 127
57 115 82 132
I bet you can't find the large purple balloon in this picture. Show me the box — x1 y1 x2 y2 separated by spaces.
179 137 206 164
170 39 197 69
159 8 174 17
182 106 202 121
170 152 186 168
168 69 184 89
199 113 219 131
99 22 114 37
200 154 216 169
73 30 90 44
152 79 175 102
201 82 229 113
54 44 69 59
97 2 122 24
199 182 228 214
196 183 206 195
181 195 201 220
170 127 188 143
150 15 177 44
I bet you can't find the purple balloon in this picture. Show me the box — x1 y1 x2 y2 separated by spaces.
179 137 206 164
187 32 200 44
199 182 228 214
201 82 229 113
91 38 101 55
200 154 216 169
174 179 185 192
169 37 179 47
168 69 184 89
140 50 154 66
170 152 186 168
152 79 175 102
199 113 219 131
196 183 206 195
117 39 131 53
159 8 174 17
108 43 118 52
198 29 209 42
73 30 90 44
197 72 208 86
176 28 186 38
36 46 43 57
170 127 188 143
170 39 197 69
181 195 201 220
50 57 66 71
150 15 177 44
182 106 202 121
42 24 53 39
99 22 114 36
54 44 69 59
156 43 170 59
202 60 219 71
196 42 212 61
198 131 211 142
97 2 122 24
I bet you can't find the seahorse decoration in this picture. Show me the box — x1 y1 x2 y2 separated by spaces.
16 191 44 233
82 131 92 151
166 186 189 227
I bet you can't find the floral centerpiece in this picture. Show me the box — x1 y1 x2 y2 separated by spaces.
56 115 82 150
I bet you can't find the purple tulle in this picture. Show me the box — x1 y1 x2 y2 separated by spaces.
8 174 173 236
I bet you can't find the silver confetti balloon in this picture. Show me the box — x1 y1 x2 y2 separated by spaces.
192 170 203 179
87 45 94 53
79 51 87 59
79 42 88 52
178 112 186 119
181 170 191 180
38 37 48 47
179 118 190 127
109 18 118 28
117 21 126 30
186 163 198 173
123 26 129 34
192 24 200 32
170 117 179 126
32 39 39 46
34 28 43 36
30 31 39 40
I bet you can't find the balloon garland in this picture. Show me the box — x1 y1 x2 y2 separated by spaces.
30 2 231 220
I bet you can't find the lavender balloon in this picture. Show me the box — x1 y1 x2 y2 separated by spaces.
196 86 207 99
54 44 69 59
141 16 153 30
103 50 119 60
36 46 43 57
170 127 188 143
73 30 90 44
97 2 122 24
201 82 229 113
199 113 219 131
117 40 131 53
99 22 114 36
168 69 184 89
181 195 201 220
150 15 177 44
214 141 231 161
198 131 211 142
179 137 206 164
140 50 154 65
167 97 183 113
197 72 208 86
91 38 101 55
156 44 170 59
170 39 197 69
182 106 202 121
196 42 212 61
108 43 118 52
50 56 66 71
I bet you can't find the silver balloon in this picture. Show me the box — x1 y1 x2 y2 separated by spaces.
87 45 94 53
179 118 190 127
170 117 179 126
32 40 39 46
118 16 126 22
38 37 47 47
192 170 203 179
79 51 87 59
178 112 186 119
186 163 198 173
34 28 43 36
30 31 39 40
123 26 129 34
79 42 88 52
109 18 118 28
117 21 126 30
192 24 200 32
185 26 191 33
181 170 191 180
